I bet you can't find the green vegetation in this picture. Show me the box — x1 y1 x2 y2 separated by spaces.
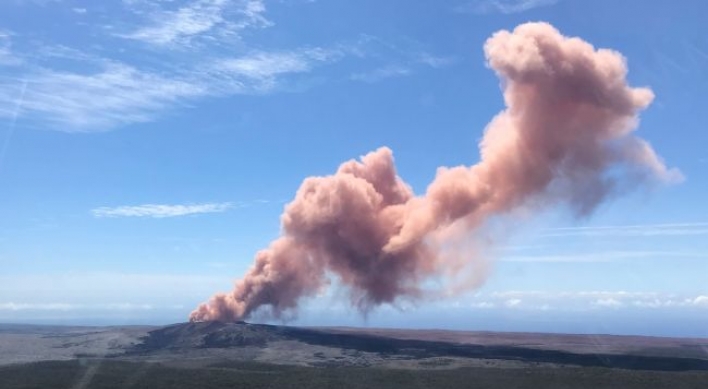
1 359 707 389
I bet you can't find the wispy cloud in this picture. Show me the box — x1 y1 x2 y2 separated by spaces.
0 3 453 131
491 291 661 299
455 0 559 14
0 45 339 130
92 202 234 218
209 47 343 92
216 51 312 78
416 53 456 68
500 250 706 263
0 272 229 297
0 302 156 311
0 62 205 130
631 296 708 309
470 301 496 309
0 3 351 131
0 30 22 66
0 302 75 311
350 65 411 83
482 290 708 311
348 48 455 84
593 298 623 308
120 0 271 48
0 1 299 131
541 222 708 238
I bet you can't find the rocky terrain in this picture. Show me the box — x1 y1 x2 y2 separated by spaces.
2 321 707 371
2 322 708 388
0 323 150 365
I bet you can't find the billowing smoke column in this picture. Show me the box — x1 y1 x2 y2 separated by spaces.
190 22 680 322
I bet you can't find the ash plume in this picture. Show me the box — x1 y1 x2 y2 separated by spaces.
190 22 680 322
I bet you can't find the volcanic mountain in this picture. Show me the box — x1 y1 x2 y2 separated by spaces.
118 321 708 371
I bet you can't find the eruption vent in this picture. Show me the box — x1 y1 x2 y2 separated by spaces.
190 22 680 322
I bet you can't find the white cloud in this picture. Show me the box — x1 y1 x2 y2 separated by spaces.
500 250 706 263
0 272 231 312
33 45 84 62
594 298 623 308
0 302 157 311
217 52 311 78
350 65 411 83
0 62 205 130
72 7 87 14
492 290 660 300
631 296 708 309
92 202 234 218
0 43 343 130
483 290 708 311
0 3 451 131
455 0 559 14
0 272 231 321
632 299 674 308
209 48 341 92
0 45 341 130
0 31 22 66
416 53 456 68
217 49 335 77
4 0 61 5
120 0 271 48
470 301 495 309
0 303 76 311
541 222 708 238
345 34 458 82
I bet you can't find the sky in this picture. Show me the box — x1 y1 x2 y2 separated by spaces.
0 0 707 337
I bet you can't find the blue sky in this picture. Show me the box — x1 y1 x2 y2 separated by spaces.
0 0 707 337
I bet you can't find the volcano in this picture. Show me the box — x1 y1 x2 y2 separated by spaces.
113 321 708 371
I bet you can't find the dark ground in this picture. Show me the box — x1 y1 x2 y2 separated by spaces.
2 359 708 389
2 322 708 388
134 322 708 371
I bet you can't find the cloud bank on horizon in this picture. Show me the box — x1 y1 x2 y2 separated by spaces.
190 22 681 323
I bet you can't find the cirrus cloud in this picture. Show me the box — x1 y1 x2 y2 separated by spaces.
92 202 234 218
455 0 559 14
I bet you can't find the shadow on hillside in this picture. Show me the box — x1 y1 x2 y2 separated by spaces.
131 322 708 372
